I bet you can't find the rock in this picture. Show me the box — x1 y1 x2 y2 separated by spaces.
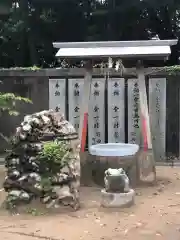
20 191 31 201
41 115 51 124
22 124 32 132
9 190 21 197
29 173 41 182
8 170 20 180
3 109 80 211
53 185 72 199
42 196 51 204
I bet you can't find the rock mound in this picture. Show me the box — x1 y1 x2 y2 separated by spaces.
3 110 80 212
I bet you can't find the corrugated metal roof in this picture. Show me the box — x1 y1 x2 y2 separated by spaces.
53 39 177 49
55 46 171 58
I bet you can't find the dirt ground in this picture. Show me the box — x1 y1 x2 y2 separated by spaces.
1 166 180 240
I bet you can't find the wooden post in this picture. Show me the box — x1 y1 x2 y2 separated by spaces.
137 63 156 181
137 66 152 149
78 61 92 152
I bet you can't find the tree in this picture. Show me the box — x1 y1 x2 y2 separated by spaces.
0 92 32 116
0 0 179 67
0 0 11 15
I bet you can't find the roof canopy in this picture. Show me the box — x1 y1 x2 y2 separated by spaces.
53 39 178 60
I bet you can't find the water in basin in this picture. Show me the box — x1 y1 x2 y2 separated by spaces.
89 143 139 157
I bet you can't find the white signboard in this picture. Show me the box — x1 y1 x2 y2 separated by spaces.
128 78 141 145
107 78 125 143
149 78 166 161
49 79 66 117
88 78 105 147
68 79 84 131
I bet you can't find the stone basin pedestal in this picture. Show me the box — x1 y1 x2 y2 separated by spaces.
101 188 135 208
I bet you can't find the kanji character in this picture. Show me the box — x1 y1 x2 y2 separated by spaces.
94 122 100 128
113 90 119 96
114 82 119 88
94 90 100 96
74 90 80 96
55 82 59 88
55 91 60 96
113 106 119 112
74 83 79 88
74 106 79 112
94 82 99 88
114 132 119 138
94 106 99 112
114 122 119 128
96 132 101 137
55 106 60 112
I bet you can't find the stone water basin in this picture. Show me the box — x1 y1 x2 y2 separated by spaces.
89 143 139 157
89 143 140 187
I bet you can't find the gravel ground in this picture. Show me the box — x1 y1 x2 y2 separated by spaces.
0 166 180 240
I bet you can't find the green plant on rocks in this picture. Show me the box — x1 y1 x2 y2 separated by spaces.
38 141 71 176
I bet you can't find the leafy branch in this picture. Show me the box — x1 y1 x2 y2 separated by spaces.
0 92 32 116
163 65 180 75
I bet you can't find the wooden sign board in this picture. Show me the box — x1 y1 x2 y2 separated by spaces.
49 79 66 117
88 78 105 147
128 78 141 145
68 78 84 132
149 78 166 161
107 78 125 143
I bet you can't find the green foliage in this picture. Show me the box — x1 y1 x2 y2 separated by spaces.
0 92 32 116
5 194 17 212
0 0 11 15
164 65 180 75
0 91 32 146
0 0 179 67
26 207 46 216
40 177 52 192
6 66 41 71
38 141 70 175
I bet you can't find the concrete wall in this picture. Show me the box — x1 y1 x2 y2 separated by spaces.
0 76 49 151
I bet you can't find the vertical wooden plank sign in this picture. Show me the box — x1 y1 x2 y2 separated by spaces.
49 79 66 117
68 79 84 132
149 78 166 161
88 78 105 147
107 78 125 143
128 79 141 145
